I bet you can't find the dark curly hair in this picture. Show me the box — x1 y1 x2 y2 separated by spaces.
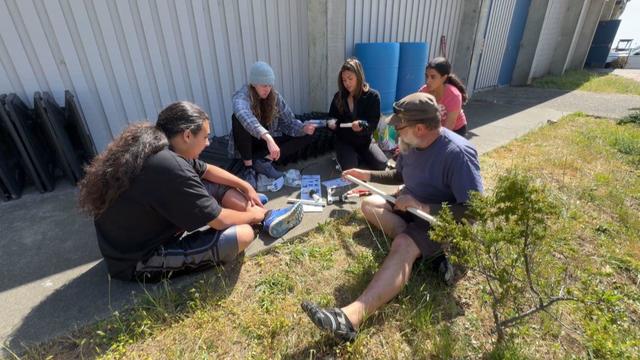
78 122 168 217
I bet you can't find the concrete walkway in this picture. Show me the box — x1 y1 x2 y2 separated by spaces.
2 86 640 355
612 69 640 82
593 68 640 83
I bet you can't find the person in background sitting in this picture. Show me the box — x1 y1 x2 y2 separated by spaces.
230 61 316 188
327 58 387 171
419 57 469 137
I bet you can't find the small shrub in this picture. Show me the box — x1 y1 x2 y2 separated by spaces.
617 111 640 126
431 169 576 344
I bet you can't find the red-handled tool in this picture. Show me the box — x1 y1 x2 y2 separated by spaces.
341 189 371 201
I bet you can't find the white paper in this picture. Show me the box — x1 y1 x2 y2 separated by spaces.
301 175 323 213
302 204 324 212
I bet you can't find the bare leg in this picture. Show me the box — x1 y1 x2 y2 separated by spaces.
361 195 408 238
221 188 251 211
235 224 256 253
243 160 253 167
220 190 259 253
300 195 420 339
341 233 421 328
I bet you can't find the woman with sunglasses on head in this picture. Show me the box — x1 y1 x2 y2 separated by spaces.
419 57 468 137
327 58 387 171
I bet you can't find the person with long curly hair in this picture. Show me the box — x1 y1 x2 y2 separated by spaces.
419 57 469 137
229 61 316 188
79 101 304 282
327 58 387 171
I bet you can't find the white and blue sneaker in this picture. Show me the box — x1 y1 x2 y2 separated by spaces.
263 202 304 238
258 193 269 205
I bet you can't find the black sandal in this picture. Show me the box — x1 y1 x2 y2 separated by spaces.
301 301 357 341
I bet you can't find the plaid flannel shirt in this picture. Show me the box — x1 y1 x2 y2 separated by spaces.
228 84 305 158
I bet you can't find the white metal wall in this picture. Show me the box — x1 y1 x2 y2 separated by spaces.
530 0 568 78
0 0 309 151
474 0 517 90
345 0 464 64
563 0 590 73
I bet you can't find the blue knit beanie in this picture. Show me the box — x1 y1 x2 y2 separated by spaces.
249 61 275 86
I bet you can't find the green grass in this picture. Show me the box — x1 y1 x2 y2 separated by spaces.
11 115 640 359
531 69 640 96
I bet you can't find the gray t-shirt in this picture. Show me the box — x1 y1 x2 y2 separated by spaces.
396 129 483 205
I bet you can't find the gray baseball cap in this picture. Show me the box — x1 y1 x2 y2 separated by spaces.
387 92 440 127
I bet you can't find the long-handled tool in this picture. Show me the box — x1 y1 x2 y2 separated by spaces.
344 175 438 225
286 198 326 206
304 119 327 127
339 120 369 129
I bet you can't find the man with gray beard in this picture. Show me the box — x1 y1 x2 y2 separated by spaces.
301 92 483 341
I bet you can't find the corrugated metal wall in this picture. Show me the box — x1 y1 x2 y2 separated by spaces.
0 0 309 151
474 0 517 89
530 0 568 78
564 0 591 72
345 0 464 64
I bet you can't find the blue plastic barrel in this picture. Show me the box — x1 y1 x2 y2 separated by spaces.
354 42 400 114
396 42 429 100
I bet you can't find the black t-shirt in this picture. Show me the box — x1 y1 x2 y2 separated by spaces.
94 148 222 280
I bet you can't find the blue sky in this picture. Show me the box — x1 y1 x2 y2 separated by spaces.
614 0 640 48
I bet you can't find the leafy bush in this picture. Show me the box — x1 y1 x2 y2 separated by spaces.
431 169 576 344
617 111 640 125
